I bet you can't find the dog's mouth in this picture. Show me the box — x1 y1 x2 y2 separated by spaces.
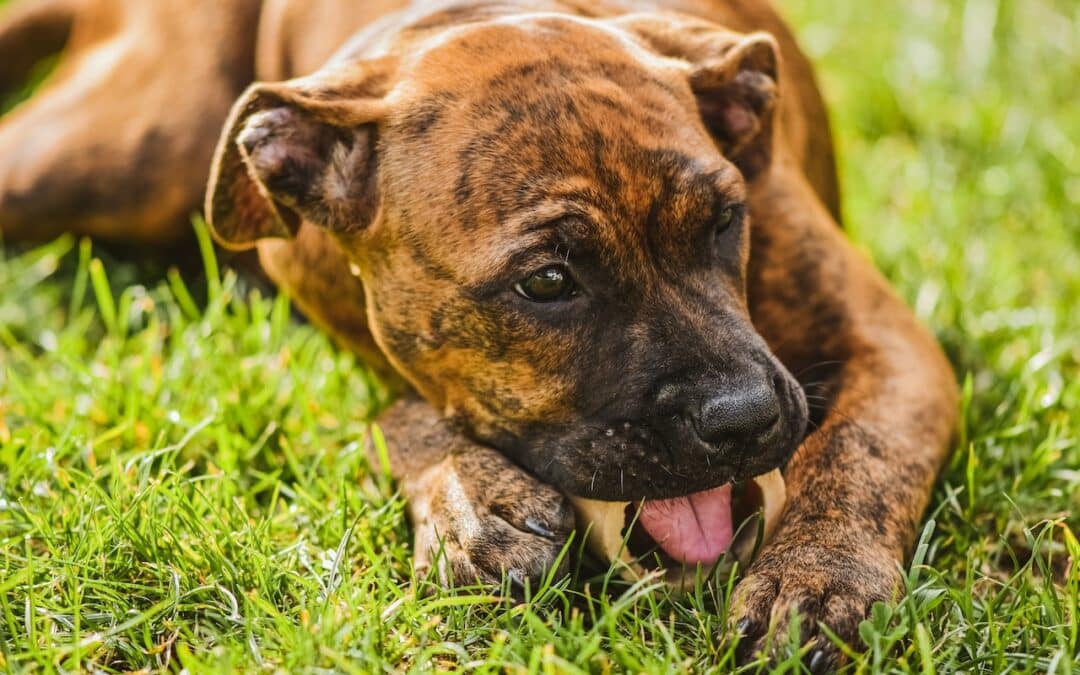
571 470 785 583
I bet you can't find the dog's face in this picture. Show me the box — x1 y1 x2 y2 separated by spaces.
208 11 808 500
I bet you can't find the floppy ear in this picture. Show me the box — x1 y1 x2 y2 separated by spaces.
206 59 393 250
688 33 778 179
615 14 780 179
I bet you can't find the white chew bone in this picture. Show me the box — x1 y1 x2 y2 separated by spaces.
570 469 786 589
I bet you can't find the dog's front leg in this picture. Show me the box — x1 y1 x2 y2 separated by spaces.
733 169 959 669
375 396 575 589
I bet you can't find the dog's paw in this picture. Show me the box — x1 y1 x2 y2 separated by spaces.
730 537 901 672
408 447 575 591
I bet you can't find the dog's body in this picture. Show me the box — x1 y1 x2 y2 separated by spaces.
0 0 958 667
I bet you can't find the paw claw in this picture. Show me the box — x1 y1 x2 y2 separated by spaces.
808 648 829 674
523 516 557 539
506 568 526 587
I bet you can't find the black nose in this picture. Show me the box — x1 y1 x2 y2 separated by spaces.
690 383 781 445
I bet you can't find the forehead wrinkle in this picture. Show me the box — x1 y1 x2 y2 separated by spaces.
596 146 738 294
426 211 598 288
409 124 725 293
512 176 611 219
475 64 689 139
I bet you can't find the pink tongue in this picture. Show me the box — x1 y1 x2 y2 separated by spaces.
637 484 734 565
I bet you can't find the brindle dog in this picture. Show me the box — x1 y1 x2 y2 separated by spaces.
0 0 958 668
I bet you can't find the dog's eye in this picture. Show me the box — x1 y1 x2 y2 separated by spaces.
515 265 578 302
716 205 739 235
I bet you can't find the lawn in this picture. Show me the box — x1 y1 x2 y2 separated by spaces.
1 0 1078 672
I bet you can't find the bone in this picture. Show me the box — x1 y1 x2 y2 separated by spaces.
570 469 786 589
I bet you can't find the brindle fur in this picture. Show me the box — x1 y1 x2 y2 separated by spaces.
0 0 958 668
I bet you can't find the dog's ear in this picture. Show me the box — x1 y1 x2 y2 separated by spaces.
615 14 780 179
206 59 394 250
688 33 779 179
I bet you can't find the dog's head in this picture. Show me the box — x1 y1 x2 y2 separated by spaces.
207 10 807 500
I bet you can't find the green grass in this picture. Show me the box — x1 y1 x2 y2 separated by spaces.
1 0 1078 671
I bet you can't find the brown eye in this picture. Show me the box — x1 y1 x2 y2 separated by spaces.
515 265 577 302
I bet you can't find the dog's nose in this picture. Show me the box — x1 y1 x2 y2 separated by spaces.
691 383 781 445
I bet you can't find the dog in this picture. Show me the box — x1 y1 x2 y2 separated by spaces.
0 0 958 668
